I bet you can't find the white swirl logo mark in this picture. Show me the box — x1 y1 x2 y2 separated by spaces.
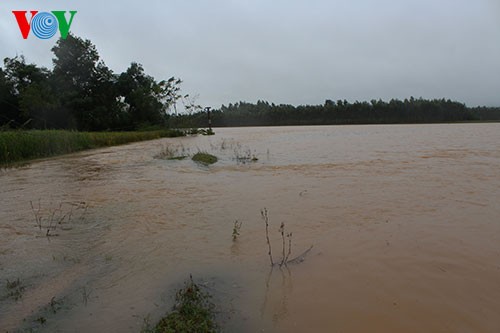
31 12 58 39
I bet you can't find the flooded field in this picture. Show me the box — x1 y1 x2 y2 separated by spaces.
1 124 500 332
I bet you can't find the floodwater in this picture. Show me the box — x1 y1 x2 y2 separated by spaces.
1 124 500 332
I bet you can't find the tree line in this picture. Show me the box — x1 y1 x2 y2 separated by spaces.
2 34 499 131
171 99 500 128
0 34 185 131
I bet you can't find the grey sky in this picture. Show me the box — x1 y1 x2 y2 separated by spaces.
1 0 499 108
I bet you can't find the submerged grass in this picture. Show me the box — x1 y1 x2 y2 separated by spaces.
3 278 25 301
154 144 190 161
0 129 184 167
151 276 217 333
192 152 218 165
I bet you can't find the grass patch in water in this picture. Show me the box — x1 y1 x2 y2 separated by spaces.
155 144 189 161
152 277 217 333
0 129 185 167
2 278 25 301
192 152 218 165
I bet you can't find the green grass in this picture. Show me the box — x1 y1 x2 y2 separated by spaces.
0 129 184 167
152 277 217 333
192 152 218 165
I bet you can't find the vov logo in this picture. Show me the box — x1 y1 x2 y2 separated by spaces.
12 11 77 40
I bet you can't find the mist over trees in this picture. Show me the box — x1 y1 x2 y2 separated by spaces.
1 34 499 131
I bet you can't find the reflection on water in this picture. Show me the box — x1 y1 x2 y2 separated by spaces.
261 266 293 326
1 124 500 332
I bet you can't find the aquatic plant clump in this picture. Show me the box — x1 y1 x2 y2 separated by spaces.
154 277 217 333
3 278 25 301
192 152 218 165
155 144 189 160
232 220 243 241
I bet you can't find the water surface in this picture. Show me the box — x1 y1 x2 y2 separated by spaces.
1 124 500 332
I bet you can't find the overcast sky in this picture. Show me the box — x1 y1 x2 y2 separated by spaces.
1 0 499 108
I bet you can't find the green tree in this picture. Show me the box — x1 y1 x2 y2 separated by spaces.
51 34 122 130
0 67 19 128
117 62 159 127
3 56 48 94
2 56 61 128
117 63 183 128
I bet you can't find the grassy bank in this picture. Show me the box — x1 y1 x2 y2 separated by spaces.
0 129 184 167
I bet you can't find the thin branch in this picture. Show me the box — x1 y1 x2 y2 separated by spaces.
284 232 293 265
279 222 286 267
286 245 314 265
261 208 274 266
30 199 42 230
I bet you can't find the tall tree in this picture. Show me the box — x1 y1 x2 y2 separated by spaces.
117 63 162 127
51 34 121 130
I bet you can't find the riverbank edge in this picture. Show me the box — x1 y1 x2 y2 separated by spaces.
0 129 185 167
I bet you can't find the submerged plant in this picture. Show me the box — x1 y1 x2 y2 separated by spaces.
214 138 241 151
234 148 258 164
29 200 88 237
199 128 215 136
261 208 274 266
49 296 63 314
192 152 218 165
232 220 243 241
261 209 313 268
154 276 217 333
81 286 92 306
4 278 25 301
155 144 189 160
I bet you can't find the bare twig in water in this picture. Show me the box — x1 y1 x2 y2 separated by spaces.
29 200 89 236
261 209 313 267
46 203 61 237
284 233 293 264
30 199 42 230
286 245 314 265
279 223 286 267
261 208 274 266
81 287 92 306
57 205 73 225
79 202 89 222
232 220 243 241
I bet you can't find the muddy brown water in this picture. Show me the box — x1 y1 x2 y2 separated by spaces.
1 124 500 332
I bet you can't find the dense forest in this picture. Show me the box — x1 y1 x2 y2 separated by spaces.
1 35 499 131
171 100 500 128
0 34 184 131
